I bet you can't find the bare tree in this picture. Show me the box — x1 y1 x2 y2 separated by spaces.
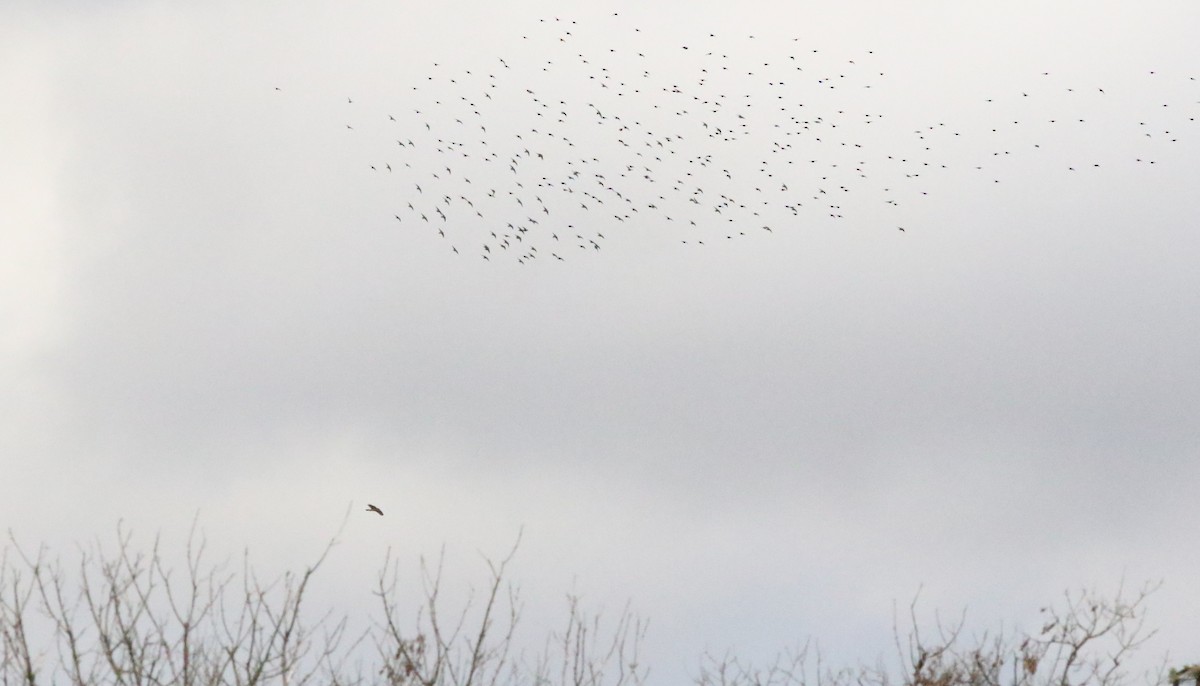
1 518 357 686
528 594 648 686
372 530 647 686
691 581 1164 686
0 521 1174 686
694 642 853 686
884 580 1162 686
373 536 522 686
0 542 41 685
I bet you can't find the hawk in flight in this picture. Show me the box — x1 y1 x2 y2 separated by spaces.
366 504 384 516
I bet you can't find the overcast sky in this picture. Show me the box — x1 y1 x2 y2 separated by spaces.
3 0 1199 680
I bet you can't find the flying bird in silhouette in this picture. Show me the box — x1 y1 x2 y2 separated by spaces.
366 504 384 516
319 14 1191 261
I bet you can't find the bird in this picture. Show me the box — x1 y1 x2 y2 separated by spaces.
366 504 384 516
320 14 1188 263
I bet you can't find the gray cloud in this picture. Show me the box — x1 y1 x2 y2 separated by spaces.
5 0 1200 679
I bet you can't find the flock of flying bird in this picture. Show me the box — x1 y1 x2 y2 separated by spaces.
295 13 1197 264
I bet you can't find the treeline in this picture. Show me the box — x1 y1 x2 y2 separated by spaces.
0 523 1175 686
